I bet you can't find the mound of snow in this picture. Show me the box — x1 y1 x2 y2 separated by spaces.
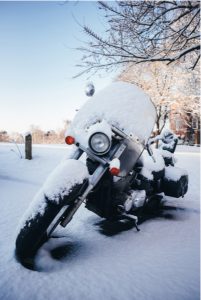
68 81 156 145
142 149 165 172
17 159 89 232
165 166 188 181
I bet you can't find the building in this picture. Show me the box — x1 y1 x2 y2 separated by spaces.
169 103 200 145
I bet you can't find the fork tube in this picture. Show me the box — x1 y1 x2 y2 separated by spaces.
71 148 84 159
60 164 108 227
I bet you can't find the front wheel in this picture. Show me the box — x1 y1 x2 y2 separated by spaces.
15 159 89 268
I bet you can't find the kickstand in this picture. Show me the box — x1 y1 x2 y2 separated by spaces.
134 222 140 232
120 213 140 232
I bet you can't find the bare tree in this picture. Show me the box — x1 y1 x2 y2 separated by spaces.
118 62 200 135
29 120 71 144
76 1 200 77
30 125 45 144
174 68 200 137
119 62 176 135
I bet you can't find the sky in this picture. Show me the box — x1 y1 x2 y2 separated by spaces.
0 1 116 133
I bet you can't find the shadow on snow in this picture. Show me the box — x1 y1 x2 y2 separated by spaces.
18 198 199 272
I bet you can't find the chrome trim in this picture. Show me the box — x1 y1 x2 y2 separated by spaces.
71 148 84 159
78 143 109 165
46 205 69 236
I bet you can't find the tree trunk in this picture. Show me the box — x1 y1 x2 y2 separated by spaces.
194 129 200 146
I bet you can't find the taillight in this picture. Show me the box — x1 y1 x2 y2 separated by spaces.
110 167 120 176
65 136 75 145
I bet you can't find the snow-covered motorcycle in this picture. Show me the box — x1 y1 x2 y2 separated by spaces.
15 82 188 268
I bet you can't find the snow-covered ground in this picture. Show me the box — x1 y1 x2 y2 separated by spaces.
0 143 200 300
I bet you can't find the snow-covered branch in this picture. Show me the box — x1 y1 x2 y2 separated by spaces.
76 1 200 76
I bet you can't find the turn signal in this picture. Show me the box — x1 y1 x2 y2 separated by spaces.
65 136 75 145
110 167 120 176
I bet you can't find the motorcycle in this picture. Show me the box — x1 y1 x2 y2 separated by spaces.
15 82 188 268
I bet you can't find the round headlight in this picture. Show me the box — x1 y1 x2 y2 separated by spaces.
89 132 111 155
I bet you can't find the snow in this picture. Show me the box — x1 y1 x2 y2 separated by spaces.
17 159 89 233
148 130 178 150
0 143 200 300
24 132 32 137
165 166 188 181
142 149 165 172
67 82 156 145
41 159 89 202
159 149 173 159
140 167 154 180
87 119 112 140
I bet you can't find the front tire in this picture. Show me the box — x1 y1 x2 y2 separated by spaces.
16 200 64 268
15 159 89 268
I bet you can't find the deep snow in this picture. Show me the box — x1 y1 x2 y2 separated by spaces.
0 143 200 300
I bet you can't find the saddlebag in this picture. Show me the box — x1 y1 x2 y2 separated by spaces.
162 166 188 198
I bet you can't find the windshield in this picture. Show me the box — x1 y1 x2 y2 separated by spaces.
69 81 156 145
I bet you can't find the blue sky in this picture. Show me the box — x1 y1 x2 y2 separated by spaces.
0 1 116 133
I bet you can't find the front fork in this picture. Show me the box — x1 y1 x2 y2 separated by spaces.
61 148 109 227
62 145 140 230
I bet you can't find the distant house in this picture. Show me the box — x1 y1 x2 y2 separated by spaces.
169 103 200 145
0 131 9 142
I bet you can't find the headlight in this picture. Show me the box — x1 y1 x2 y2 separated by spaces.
89 132 111 155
